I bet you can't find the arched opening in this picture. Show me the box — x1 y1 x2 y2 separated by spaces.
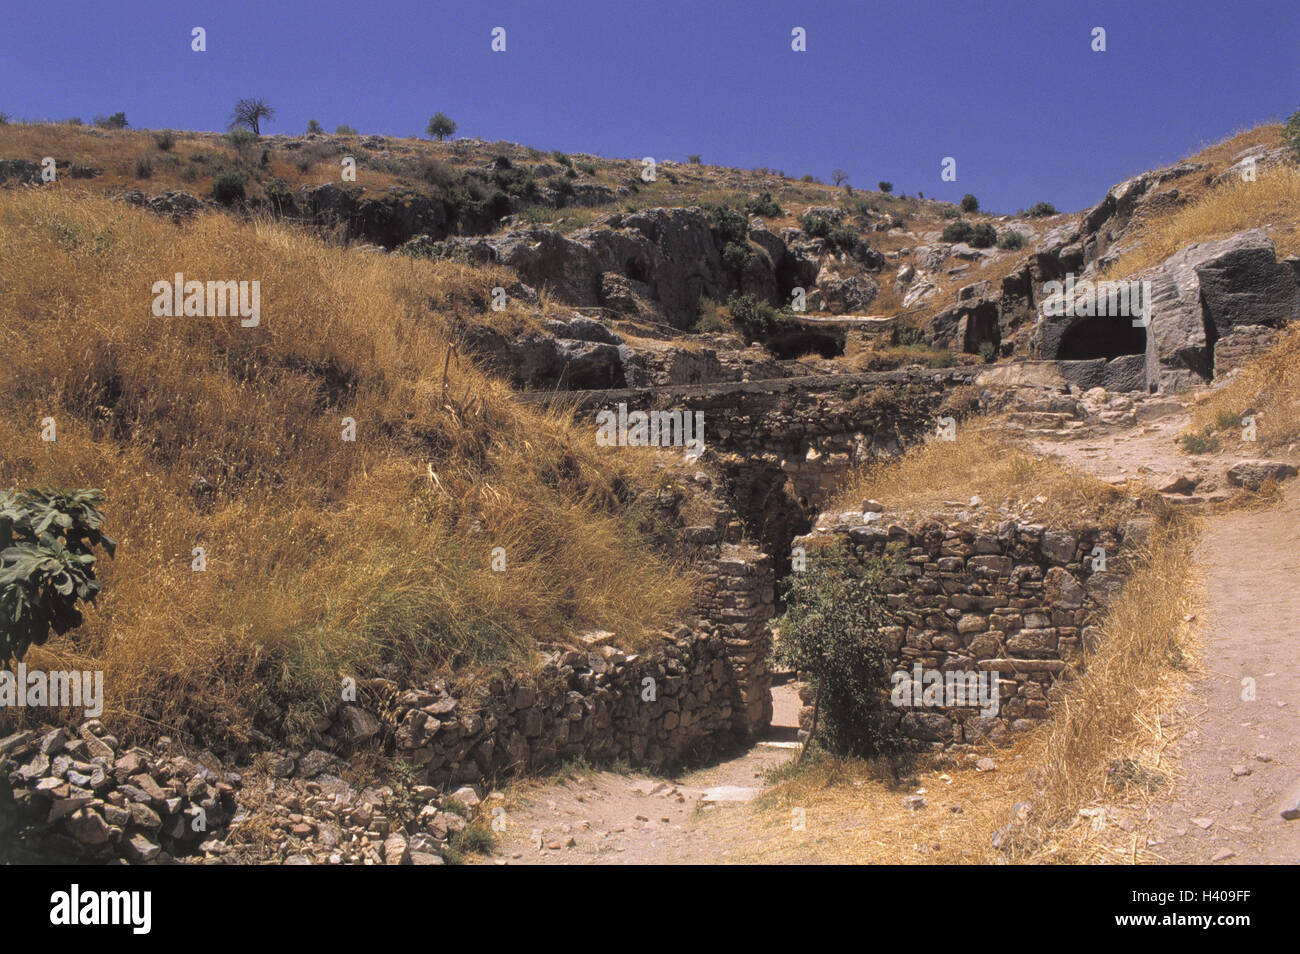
1057 317 1147 361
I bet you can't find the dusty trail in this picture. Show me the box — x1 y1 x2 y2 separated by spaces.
1144 486 1300 863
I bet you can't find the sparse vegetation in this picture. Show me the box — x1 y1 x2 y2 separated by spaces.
306 119 324 134
1026 201 1057 217
996 228 1026 250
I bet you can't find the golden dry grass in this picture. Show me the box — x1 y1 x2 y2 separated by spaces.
0 188 693 741
832 417 1150 528
1187 323 1300 452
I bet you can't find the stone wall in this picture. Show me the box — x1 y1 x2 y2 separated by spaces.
793 507 1149 747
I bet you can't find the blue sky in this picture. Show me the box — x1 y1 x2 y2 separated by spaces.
2 0 1297 212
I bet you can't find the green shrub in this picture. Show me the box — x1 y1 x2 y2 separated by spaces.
996 229 1026 250
134 157 153 179
798 212 831 238
707 204 750 246
828 225 859 249
264 178 294 213
335 124 358 136
687 154 702 164
941 219 974 243
979 340 998 363
877 181 893 193
0 488 116 665
744 191 782 218
550 150 573 167
154 130 176 151
0 112 9 126
960 193 979 212
774 545 903 757
722 242 752 271
727 292 788 340
211 170 248 205
577 161 596 176
1026 201 1057 217
306 119 324 134
225 128 256 150
938 205 961 219
1284 105 1300 160
969 222 997 248
1179 429 1220 454
928 350 958 368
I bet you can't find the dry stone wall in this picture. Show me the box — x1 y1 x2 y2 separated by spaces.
794 507 1149 747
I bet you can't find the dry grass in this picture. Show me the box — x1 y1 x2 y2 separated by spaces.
0 188 693 742
1188 323 1300 452
832 417 1149 527
1103 166 1300 279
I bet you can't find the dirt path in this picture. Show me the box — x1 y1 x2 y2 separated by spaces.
1143 485 1300 863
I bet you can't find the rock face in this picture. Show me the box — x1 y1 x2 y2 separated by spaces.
1143 229 1300 390
434 207 818 329
794 509 1136 747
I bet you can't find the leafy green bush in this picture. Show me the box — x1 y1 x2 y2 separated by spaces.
0 488 116 665
225 128 256 150
996 229 1026 250
1179 429 1220 454
969 222 997 248
306 119 324 134
941 219 975 243
877 181 893 193
979 340 999 363
577 161 597 176
938 205 961 219
1284 105 1300 160
264 178 294 213
1026 201 1057 217
827 225 859 251
707 204 750 247
798 212 831 238
960 193 979 212
154 130 176 151
335 124 358 136
743 191 782 218
775 545 903 757
135 157 153 179
211 169 248 205
722 242 752 271
727 292 788 340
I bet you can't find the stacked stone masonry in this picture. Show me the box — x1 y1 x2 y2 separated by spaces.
794 509 1149 747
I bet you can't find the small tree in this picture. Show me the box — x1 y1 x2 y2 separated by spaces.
426 112 457 141
94 112 128 130
0 488 116 665
775 545 902 758
306 119 324 134
831 168 850 186
877 181 893 193
229 97 274 136
686 154 702 164
1282 105 1300 160
960 192 979 212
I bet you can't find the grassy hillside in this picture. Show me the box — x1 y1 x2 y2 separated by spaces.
0 188 694 741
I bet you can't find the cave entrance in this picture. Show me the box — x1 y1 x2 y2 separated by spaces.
1057 317 1147 361
765 328 846 360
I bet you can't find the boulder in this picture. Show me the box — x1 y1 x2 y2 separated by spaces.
1226 459 1299 491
